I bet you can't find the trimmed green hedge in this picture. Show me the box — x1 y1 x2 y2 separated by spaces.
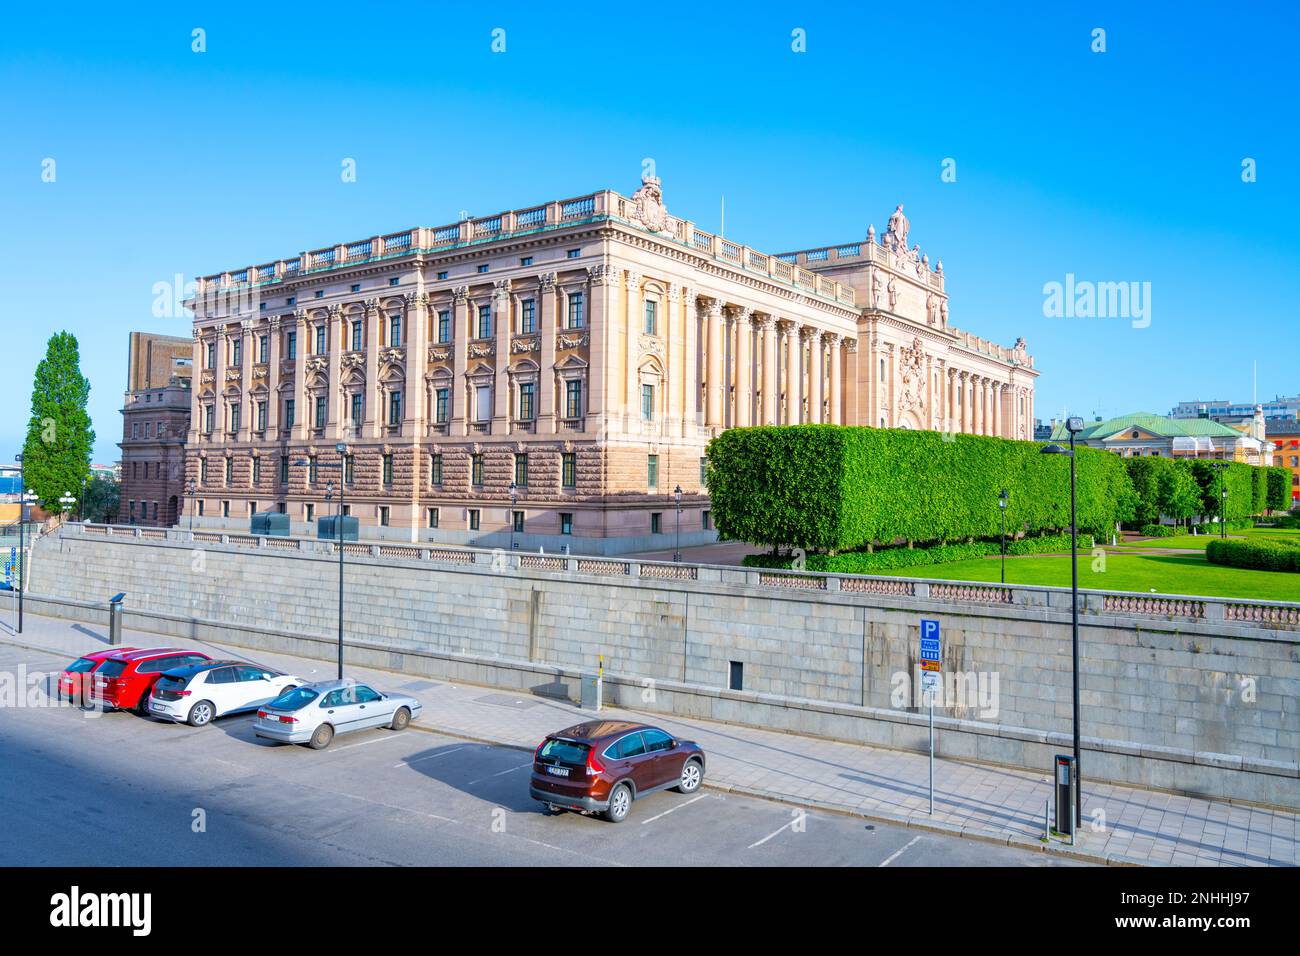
1266 467 1290 512
741 532 1092 574
1139 523 1182 537
1206 537 1300 573
705 425 1134 552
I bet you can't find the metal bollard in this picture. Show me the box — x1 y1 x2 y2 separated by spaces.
108 592 126 645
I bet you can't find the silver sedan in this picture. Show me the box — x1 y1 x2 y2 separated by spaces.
253 679 423 750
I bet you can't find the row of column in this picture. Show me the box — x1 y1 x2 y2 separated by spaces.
942 369 1010 437
697 297 850 430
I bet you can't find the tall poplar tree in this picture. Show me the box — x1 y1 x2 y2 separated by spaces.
22 332 95 508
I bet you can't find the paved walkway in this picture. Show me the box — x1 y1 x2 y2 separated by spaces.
3 611 1295 867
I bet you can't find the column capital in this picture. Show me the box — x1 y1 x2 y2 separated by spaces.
538 271 558 292
726 305 753 325
587 264 617 286
697 295 722 317
824 332 843 347
754 313 777 331
451 285 470 303
492 278 512 300
799 323 820 342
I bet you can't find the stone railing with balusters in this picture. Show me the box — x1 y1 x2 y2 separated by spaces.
57 523 1300 635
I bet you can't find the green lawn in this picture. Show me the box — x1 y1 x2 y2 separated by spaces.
1118 527 1300 552
875 549 1300 602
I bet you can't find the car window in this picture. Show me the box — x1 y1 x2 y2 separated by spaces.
206 667 235 685
610 733 646 759
179 654 207 667
66 658 98 674
354 685 382 703
269 687 318 711
539 739 589 765
642 729 673 753
98 660 128 678
321 689 349 708
235 666 267 682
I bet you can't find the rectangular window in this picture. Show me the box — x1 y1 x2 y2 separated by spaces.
469 508 480 531
430 453 443 485
477 264 489 274
144 422 152 438
650 512 662 534
644 300 657 335
204 404 214 434
562 452 576 489
224 458 233 484
566 248 581 259
222 500 231 518
132 422 139 439
567 292 584 329
560 512 573 535
641 384 655 422
205 342 216 369
197 500 204 517
256 401 267 432
514 453 528 487
389 314 402 347
309 457 319 484
305 502 315 522
729 661 743 691
471 454 484 486
513 510 525 533
252 458 261 484
351 284 361 293
437 310 451 343
230 403 241 433
435 388 449 423
519 382 535 421
520 256 533 266
383 454 393 486
477 305 492 339
351 320 362 351
520 299 536 334
200 459 209 483
437 270 448 280
285 398 295 428
259 335 269 363
231 338 242 365
700 457 707 486
316 324 327 355
389 391 402 425
647 454 658 490
702 510 712 530
475 384 491 422
351 393 363 427
565 380 582 419
280 456 289 484
315 396 327 428
390 277 400 287
427 507 439 528
344 454 355 484
286 330 297 360
379 505 390 527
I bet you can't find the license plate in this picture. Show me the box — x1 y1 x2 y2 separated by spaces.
149 701 165 713
546 766 570 778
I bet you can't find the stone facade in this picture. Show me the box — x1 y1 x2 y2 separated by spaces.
118 331 193 526
183 177 1037 551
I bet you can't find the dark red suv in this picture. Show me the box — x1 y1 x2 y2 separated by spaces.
530 720 705 823
88 647 211 712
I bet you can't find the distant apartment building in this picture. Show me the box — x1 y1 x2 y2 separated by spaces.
117 332 193 526
1266 421 1300 507
1172 395 1300 423
182 174 1037 551
1053 411 1274 465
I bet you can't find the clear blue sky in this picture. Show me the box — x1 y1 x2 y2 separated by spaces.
2 1 1297 462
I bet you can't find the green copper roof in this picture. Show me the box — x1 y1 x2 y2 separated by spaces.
1049 412 1241 442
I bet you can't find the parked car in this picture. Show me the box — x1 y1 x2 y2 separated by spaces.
253 679 422 749
147 660 304 727
530 720 705 823
86 647 211 712
56 647 138 703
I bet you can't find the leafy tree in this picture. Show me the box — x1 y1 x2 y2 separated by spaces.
1265 467 1289 513
81 475 120 524
1156 461 1201 526
21 332 95 508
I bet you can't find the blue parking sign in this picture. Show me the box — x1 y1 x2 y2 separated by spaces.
920 619 941 661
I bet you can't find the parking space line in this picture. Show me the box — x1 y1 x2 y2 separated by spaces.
466 761 532 786
879 835 922 867
324 733 411 753
640 793 708 825
394 746 467 769
748 817 801 849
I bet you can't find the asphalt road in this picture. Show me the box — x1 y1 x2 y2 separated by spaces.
0 645 1081 867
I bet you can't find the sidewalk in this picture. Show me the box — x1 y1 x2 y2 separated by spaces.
3 611 1295 867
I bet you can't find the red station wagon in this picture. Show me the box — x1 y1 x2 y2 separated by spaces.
57 648 138 703
88 648 212 712
530 720 705 823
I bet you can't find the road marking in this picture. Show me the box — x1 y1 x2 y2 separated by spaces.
394 746 467 768
748 817 801 849
325 733 410 753
467 761 532 786
640 793 708 825
878 835 922 867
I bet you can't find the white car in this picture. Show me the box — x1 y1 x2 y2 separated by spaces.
147 660 305 727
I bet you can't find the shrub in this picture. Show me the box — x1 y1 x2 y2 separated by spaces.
1139 523 1180 538
741 532 1091 574
1266 468 1290 512
1206 537 1300 573
706 425 1132 552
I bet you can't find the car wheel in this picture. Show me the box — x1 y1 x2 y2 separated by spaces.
309 724 334 750
542 803 564 816
604 783 633 823
134 692 153 715
187 700 215 727
676 758 704 794
389 707 411 731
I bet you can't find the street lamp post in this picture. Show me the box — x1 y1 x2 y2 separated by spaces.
508 481 518 552
673 485 683 562
186 479 197 531
58 491 77 523
296 442 348 679
1220 470 1228 540
14 452 33 634
997 488 1009 584
1041 416 1084 829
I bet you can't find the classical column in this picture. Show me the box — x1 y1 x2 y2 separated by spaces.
326 305 343 436
804 326 822 424
267 317 281 435
214 323 229 435
451 286 470 436
947 368 958 432
991 382 1003 437
781 320 800 424
625 270 642 428
292 310 309 441
703 298 724 429
956 371 968 433
237 319 253 442
189 328 203 444
364 299 381 439
827 333 843 425
538 273 558 433
758 314 778 425
492 279 511 430
405 291 429 437
731 307 753 427
983 379 994 436
586 265 617 437
678 284 697 438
